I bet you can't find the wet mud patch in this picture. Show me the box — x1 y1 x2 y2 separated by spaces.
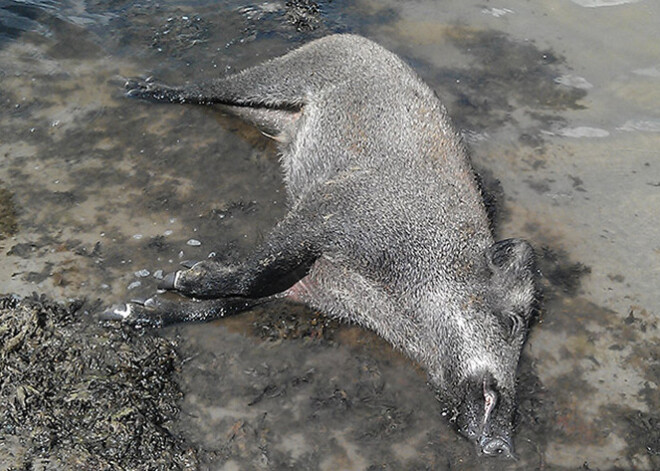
250 301 341 342
0 294 200 470
143 286 555 469
442 27 587 134
0 185 18 239
234 0 398 46
393 24 589 148
620 409 660 463
163 307 587 470
1 0 657 468
0 41 285 302
536 244 592 298
151 14 211 56
285 0 323 32
513 353 555 453
164 320 486 470
448 28 584 104
107 0 395 76
507 219 660 468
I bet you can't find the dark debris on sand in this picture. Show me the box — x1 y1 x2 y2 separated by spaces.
0 294 199 470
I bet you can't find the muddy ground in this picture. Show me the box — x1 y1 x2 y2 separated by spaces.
1 0 659 470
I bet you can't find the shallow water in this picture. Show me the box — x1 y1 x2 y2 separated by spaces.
1 0 658 469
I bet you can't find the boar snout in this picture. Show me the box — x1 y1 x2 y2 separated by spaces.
480 434 514 458
450 372 517 459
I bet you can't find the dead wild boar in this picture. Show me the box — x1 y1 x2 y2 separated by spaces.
106 34 537 457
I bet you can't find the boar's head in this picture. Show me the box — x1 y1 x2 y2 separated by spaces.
430 238 537 458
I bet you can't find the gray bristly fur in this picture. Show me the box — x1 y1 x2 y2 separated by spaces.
114 34 538 457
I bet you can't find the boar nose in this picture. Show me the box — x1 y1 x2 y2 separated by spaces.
480 435 514 458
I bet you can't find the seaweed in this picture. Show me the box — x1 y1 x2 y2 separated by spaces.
0 294 199 470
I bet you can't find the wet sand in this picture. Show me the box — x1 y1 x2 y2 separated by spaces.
1 0 658 469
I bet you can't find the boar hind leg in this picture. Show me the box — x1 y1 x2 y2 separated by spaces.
124 38 333 109
124 49 313 141
102 295 269 328
125 76 302 142
125 36 365 139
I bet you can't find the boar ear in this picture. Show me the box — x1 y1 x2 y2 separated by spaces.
486 238 534 274
486 238 537 328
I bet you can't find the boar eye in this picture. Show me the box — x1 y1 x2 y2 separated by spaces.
499 311 524 341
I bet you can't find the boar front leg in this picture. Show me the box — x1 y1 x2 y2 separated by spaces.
160 213 321 300
103 211 322 327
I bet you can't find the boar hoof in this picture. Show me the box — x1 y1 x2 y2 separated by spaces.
158 271 180 291
100 297 173 328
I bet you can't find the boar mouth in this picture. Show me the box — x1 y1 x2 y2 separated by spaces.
445 373 516 458
478 378 514 457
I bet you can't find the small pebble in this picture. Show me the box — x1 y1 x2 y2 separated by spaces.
134 269 150 278
127 281 142 290
187 239 202 246
153 269 164 280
